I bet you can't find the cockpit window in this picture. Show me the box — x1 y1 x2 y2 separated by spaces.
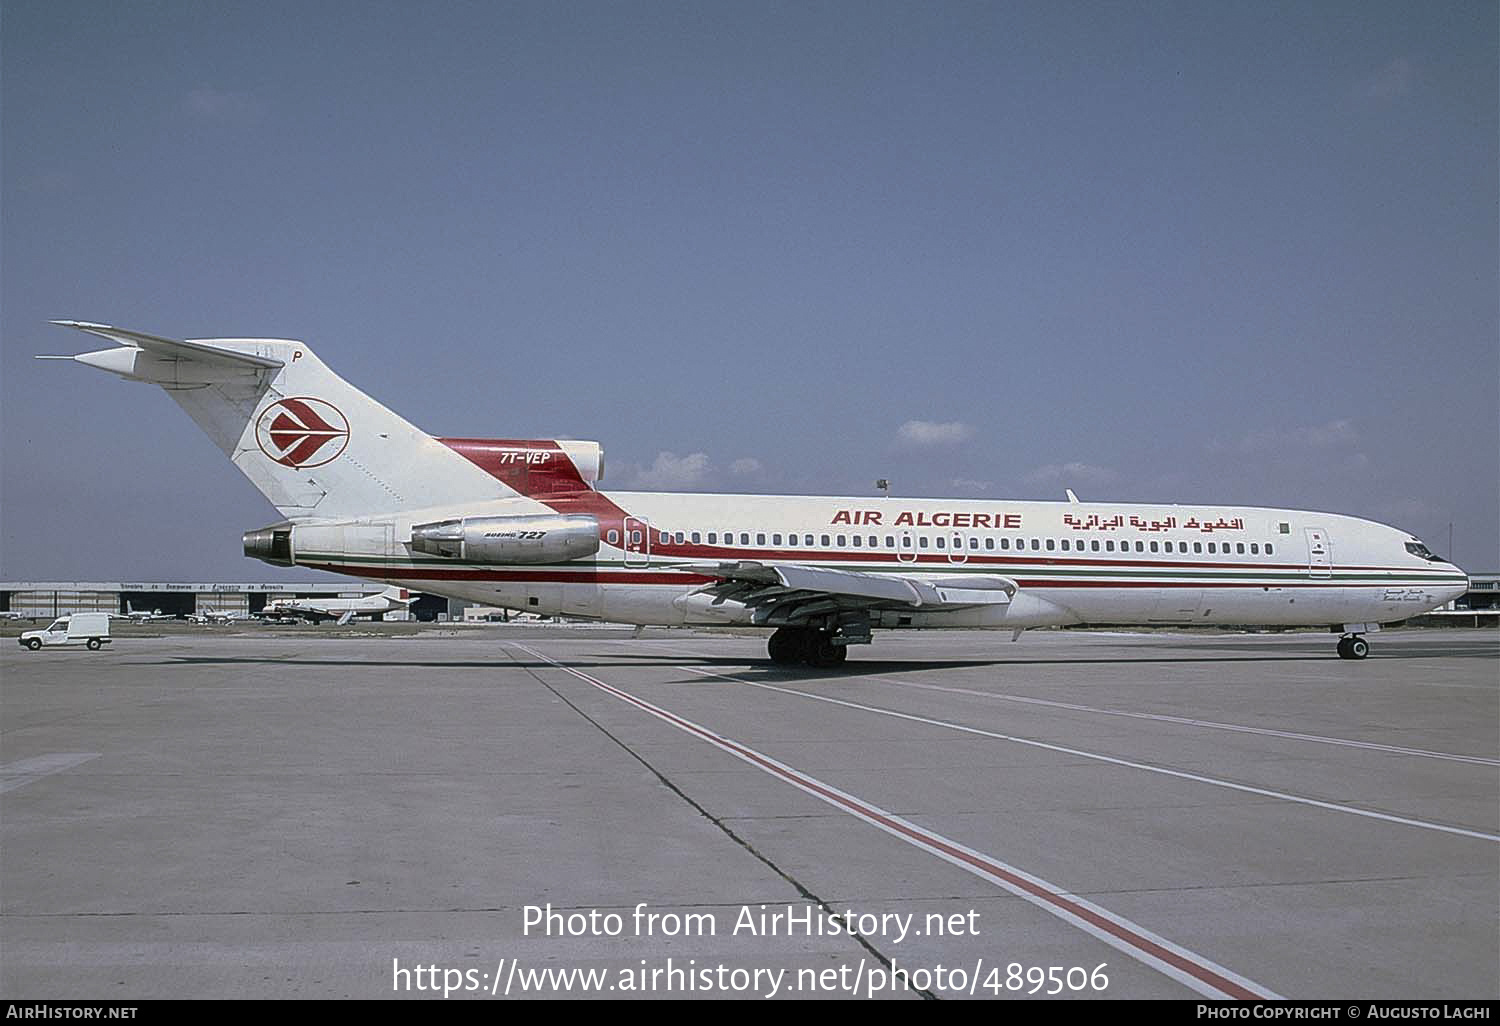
1405 541 1443 562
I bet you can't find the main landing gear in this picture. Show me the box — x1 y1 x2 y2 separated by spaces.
767 626 849 669
1336 635 1370 660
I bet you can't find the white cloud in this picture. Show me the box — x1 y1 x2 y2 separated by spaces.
897 420 973 445
1218 419 1359 454
729 457 763 476
184 86 264 121
630 451 712 489
1025 462 1119 487
1357 57 1416 100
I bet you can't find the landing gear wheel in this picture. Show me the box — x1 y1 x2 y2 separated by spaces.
1337 636 1369 660
768 627 808 665
804 631 848 668
86 638 101 650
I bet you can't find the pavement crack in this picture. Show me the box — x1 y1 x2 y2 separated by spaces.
504 646 936 999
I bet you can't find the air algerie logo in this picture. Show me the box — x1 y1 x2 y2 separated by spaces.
255 397 351 468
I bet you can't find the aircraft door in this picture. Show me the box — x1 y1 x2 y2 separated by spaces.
624 517 651 567
1305 528 1332 578
898 531 917 564
948 532 968 564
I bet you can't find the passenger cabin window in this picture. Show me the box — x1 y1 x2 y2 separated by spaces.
1091 540 1100 551
1031 539 1040 550
870 535 879 548
852 535 862 547
708 532 717 544
885 536 895 548
1105 540 1115 552
756 533 766 545
787 534 798 546
936 536 945 549
772 533 782 545
740 533 750 546
985 538 995 550
1250 543 1258 554
1134 541 1144 552
1061 539 1070 551
675 532 685 545
607 530 619 545
1045 539 1055 551
1150 541 1159 553
1236 543 1245 554
691 531 701 544
836 534 847 546
1265 543 1273 555
821 534 831 546
804 534 814 546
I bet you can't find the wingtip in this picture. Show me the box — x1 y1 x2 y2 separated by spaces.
50 319 110 329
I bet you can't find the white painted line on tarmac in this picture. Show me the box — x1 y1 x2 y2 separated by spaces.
864 678 1500 767
513 642 1280 1000
678 665 1500 844
0 753 101 794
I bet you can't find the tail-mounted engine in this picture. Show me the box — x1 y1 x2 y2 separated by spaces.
411 514 600 564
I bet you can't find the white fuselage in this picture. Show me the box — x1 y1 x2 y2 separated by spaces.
286 492 1468 630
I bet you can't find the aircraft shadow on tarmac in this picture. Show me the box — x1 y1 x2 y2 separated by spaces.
158 636 1496 675
161 651 1353 674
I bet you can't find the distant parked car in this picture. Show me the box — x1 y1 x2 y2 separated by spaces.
18 613 112 651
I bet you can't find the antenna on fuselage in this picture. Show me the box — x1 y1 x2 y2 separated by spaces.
876 478 891 498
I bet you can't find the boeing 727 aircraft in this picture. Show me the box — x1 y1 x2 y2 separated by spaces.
42 322 1468 666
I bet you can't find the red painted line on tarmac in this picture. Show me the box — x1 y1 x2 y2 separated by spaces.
513 643 1280 1000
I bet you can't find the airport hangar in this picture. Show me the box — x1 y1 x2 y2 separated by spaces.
0 582 445 622
2 574 1496 625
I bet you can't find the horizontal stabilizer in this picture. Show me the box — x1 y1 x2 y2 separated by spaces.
46 321 284 371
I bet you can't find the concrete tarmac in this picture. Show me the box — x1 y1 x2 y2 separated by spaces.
2 626 1496 1000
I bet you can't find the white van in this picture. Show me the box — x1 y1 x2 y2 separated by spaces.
18 612 112 651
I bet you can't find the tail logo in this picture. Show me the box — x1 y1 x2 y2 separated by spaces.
255 397 351 468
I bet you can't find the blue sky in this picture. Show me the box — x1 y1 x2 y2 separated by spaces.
3 0 1496 580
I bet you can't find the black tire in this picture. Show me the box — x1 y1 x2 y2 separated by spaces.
1336 637 1352 659
1348 637 1369 660
26 638 41 651
804 632 848 668
767 628 807 665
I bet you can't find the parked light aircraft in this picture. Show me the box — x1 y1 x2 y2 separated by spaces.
42 322 1468 665
263 585 411 625
186 608 251 625
121 602 176 622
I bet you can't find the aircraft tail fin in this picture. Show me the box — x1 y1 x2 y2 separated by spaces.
44 322 510 519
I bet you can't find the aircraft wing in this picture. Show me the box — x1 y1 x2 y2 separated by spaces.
669 561 1016 623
